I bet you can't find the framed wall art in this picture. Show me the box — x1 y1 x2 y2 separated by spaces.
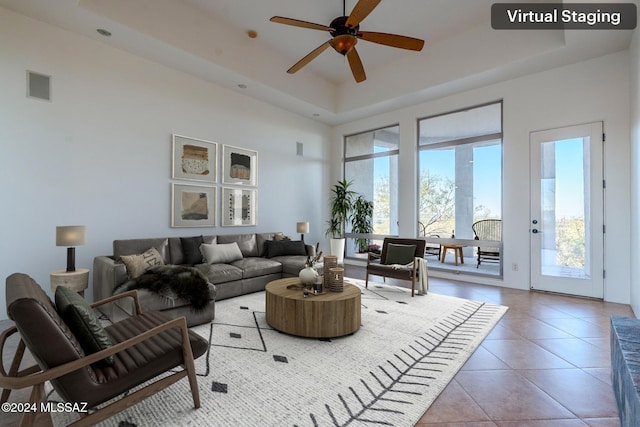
222 144 257 186
222 187 256 227
171 183 216 227
172 134 217 182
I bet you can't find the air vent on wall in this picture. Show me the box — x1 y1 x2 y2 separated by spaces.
26 70 51 101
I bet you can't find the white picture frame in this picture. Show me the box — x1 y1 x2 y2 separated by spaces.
172 134 217 183
171 183 216 227
222 187 257 227
221 144 257 186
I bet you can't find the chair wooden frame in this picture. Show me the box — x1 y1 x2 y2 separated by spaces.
365 237 427 297
0 290 200 427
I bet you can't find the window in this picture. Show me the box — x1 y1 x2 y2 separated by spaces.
344 125 399 257
418 102 502 274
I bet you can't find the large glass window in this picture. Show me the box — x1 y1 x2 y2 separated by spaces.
418 102 502 275
344 125 399 258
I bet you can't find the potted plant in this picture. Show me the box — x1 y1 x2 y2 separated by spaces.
325 179 356 263
351 195 374 253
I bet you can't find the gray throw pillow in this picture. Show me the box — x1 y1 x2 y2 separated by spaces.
55 286 114 365
384 243 417 265
200 242 244 264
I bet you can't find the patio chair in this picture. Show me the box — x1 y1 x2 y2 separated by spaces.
472 219 502 268
365 237 427 296
1 273 208 427
418 222 441 259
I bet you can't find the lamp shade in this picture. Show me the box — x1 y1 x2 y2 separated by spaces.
56 225 86 247
296 222 309 234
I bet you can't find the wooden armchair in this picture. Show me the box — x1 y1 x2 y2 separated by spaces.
472 219 502 268
1 273 208 427
365 238 427 297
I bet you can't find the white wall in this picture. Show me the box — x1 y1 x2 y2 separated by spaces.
0 8 331 319
630 27 640 316
333 51 632 305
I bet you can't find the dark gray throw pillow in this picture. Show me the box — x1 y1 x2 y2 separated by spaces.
264 240 307 258
55 286 114 365
384 243 417 265
181 235 204 265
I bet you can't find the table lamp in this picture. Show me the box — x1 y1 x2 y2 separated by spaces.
296 222 309 242
56 225 86 272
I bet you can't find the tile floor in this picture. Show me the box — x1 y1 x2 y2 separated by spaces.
0 268 634 427
344 265 633 427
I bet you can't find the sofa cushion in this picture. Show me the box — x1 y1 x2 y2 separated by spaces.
272 255 309 277
134 282 217 312
120 247 165 279
263 240 307 258
256 233 276 257
201 242 244 264
196 263 243 284
55 286 114 365
217 234 259 257
180 236 204 265
231 257 283 279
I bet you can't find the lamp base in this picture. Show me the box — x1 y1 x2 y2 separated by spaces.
66 247 76 272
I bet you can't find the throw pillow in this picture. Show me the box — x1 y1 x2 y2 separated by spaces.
181 235 204 265
217 234 258 257
384 243 417 265
120 247 165 279
263 240 307 258
200 242 244 264
55 286 114 365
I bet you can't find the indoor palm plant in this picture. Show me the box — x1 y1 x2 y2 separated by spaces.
325 179 356 262
351 195 374 253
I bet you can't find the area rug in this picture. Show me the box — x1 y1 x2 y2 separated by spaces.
51 279 507 427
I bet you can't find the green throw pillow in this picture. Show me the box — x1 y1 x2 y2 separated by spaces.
385 243 417 265
55 286 114 365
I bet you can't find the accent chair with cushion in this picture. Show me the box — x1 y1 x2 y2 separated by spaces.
0 273 208 427
365 237 427 297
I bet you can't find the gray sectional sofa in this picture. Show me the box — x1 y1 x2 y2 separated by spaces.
93 232 313 326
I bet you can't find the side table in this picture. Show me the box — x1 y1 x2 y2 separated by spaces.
51 268 89 296
440 244 465 266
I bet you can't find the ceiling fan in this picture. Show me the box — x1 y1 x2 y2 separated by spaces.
270 0 424 83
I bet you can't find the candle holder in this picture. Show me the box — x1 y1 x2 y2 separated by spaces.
323 255 338 289
328 267 344 292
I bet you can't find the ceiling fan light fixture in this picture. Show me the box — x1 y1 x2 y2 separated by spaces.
329 34 357 55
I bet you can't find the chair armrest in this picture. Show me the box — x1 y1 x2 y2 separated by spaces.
0 316 193 391
367 252 381 265
90 290 142 315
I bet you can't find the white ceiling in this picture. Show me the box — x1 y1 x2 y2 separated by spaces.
1 0 636 125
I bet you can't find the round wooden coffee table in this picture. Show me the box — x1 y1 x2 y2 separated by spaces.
265 277 361 338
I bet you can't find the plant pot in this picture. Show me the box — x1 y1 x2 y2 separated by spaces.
329 238 345 265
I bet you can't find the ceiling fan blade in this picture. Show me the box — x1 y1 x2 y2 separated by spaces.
346 47 366 83
358 31 425 51
270 16 334 32
345 0 381 28
287 41 331 74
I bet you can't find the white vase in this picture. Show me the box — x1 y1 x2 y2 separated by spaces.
330 238 345 265
299 266 318 285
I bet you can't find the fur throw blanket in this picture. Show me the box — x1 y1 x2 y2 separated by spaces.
115 265 211 310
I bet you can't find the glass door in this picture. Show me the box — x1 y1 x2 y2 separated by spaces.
529 122 604 298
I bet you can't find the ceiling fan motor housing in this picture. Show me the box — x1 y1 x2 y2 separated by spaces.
329 16 359 55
